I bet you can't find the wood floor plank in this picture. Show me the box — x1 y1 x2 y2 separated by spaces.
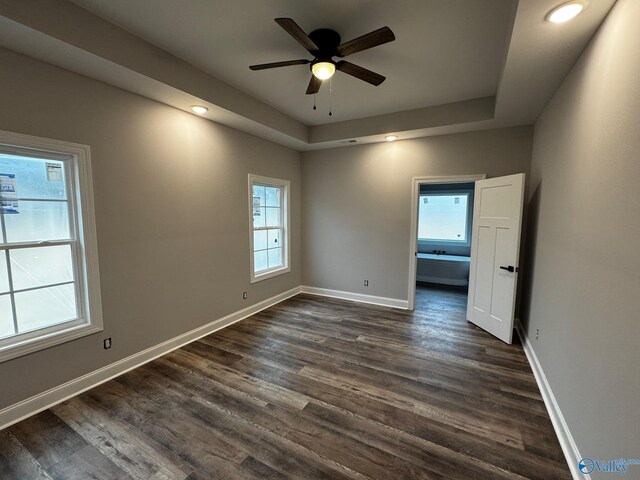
51 397 191 480
239 456 290 480
0 432 53 480
47 445 131 480
8 409 88 469
356 334 538 383
0 285 571 479
169 347 311 410
84 379 250 474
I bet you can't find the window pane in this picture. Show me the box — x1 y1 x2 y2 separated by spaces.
252 185 266 207
265 186 280 207
4 201 70 242
253 207 266 229
253 230 267 251
0 154 67 200
0 294 13 338
267 228 281 249
268 248 283 269
15 283 77 333
418 194 468 242
265 207 280 227
10 245 74 290
0 255 9 294
254 250 268 273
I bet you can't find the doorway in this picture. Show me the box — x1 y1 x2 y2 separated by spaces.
407 175 485 311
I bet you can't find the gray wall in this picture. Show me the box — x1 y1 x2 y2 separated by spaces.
521 0 640 468
301 127 532 300
0 49 302 409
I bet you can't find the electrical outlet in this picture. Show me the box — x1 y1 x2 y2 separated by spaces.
103 338 112 349
242 291 247 300
535 329 539 340
364 280 369 286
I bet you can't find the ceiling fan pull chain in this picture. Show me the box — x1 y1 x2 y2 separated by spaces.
329 78 333 116
313 94 317 111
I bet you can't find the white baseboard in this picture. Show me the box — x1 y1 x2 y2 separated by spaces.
0 286 302 431
515 321 585 480
301 286 408 310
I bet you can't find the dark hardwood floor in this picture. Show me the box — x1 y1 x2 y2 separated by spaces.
0 286 571 479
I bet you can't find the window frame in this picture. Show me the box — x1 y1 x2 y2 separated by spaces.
0 130 103 363
417 190 474 247
248 174 290 283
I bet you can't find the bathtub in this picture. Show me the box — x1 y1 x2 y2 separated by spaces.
416 253 471 286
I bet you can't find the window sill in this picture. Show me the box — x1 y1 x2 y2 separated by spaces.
0 322 103 363
418 239 471 248
250 266 291 284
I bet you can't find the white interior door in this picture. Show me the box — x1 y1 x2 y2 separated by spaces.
467 173 525 344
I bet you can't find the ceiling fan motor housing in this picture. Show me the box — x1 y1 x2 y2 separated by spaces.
308 29 342 60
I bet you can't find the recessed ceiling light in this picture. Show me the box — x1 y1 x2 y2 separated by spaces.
386 135 398 142
546 1 587 23
191 105 208 115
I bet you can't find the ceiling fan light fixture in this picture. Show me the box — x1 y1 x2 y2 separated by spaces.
312 61 336 80
545 1 587 23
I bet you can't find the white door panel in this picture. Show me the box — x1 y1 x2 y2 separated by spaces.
467 174 525 344
479 185 512 219
472 226 495 315
491 227 515 323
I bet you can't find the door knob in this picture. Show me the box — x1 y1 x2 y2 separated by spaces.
499 265 516 273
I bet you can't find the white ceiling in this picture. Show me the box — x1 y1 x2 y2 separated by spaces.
69 0 515 125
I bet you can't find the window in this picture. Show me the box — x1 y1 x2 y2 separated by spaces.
418 193 471 243
249 175 290 282
0 130 102 362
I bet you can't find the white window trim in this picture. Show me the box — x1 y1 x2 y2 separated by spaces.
0 130 103 363
248 174 290 283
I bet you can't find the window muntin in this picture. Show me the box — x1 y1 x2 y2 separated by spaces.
0 131 102 362
418 193 470 242
249 175 289 282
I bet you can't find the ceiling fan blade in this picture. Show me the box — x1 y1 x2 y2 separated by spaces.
275 18 319 52
306 75 322 95
336 61 386 86
337 26 395 57
250 59 310 70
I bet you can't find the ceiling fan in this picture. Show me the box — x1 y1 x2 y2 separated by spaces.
250 18 395 94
